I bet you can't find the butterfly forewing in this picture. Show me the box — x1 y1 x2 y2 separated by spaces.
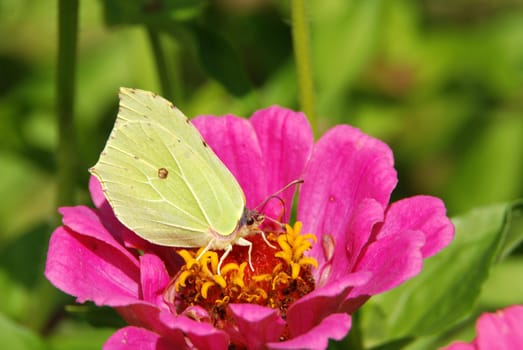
90 88 246 247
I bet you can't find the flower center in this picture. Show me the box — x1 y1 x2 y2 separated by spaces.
164 222 317 327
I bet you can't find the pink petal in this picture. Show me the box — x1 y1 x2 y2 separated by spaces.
298 125 396 243
118 305 228 349
193 115 266 209
228 304 285 349
45 226 140 306
312 198 385 287
158 312 230 350
88 176 130 243
475 305 523 349
116 303 165 331
89 175 106 209
286 272 369 337
348 230 425 298
299 125 396 235
298 125 396 286
103 326 184 350
116 304 206 347
379 195 454 258
139 254 170 308
343 199 385 272
181 306 211 323
58 206 137 263
250 106 313 219
442 305 523 350
268 313 351 350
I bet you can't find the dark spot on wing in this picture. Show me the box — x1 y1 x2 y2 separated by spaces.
158 167 169 179
202 140 208 148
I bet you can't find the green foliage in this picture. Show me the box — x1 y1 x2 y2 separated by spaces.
101 0 204 27
1 0 522 348
360 202 523 349
0 313 46 350
190 25 253 96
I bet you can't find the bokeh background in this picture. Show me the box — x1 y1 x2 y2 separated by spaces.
1 0 522 348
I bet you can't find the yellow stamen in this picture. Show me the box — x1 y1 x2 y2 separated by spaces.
300 257 319 269
252 274 273 283
230 262 247 288
216 296 230 307
176 270 193 290
212 274 226 289
201 281 216 299
170 221 319 326
178 250 196 264
291 262 300 279
220 263 240 275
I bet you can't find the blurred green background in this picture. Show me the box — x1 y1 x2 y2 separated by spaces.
1 0 522 348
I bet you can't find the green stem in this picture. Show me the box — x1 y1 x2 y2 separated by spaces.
170 40 184 107
56 0 79 209
147 28 174 100
31 0 80 332
290 0 316 133
345 310 364 350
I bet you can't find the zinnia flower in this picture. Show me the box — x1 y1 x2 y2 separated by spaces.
46 106 454 349
442 305 523 350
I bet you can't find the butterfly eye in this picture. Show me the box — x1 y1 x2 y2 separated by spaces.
246 217 255 226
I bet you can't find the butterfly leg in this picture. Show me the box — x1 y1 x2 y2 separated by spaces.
259 230 277 249
196 240 234 276
235 237 254 272
216 244 233 275
199 238 254 275
196 239 214 262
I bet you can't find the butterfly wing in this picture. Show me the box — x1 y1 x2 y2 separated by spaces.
90 88 245 247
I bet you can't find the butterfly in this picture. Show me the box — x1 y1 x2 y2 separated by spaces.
90 88 266 273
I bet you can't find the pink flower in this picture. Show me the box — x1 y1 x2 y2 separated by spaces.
442 305 523 350
45 106 454 350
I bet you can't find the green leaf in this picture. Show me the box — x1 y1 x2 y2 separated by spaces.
189 25 253 97
64 304 126 329
479 256 523 309
369 337 414 350
499 200 523 258
311 0 386 118
100 0 204 27
47 319 116 350
0 222 73 331
0 223 51 322
446 113 523 213
0 223 50 289
360 202 516 347
0 313 46 350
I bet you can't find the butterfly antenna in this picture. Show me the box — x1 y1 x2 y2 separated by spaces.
255 179 304 212
257 195 284 218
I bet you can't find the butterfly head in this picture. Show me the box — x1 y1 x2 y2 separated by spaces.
243 210 264 233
